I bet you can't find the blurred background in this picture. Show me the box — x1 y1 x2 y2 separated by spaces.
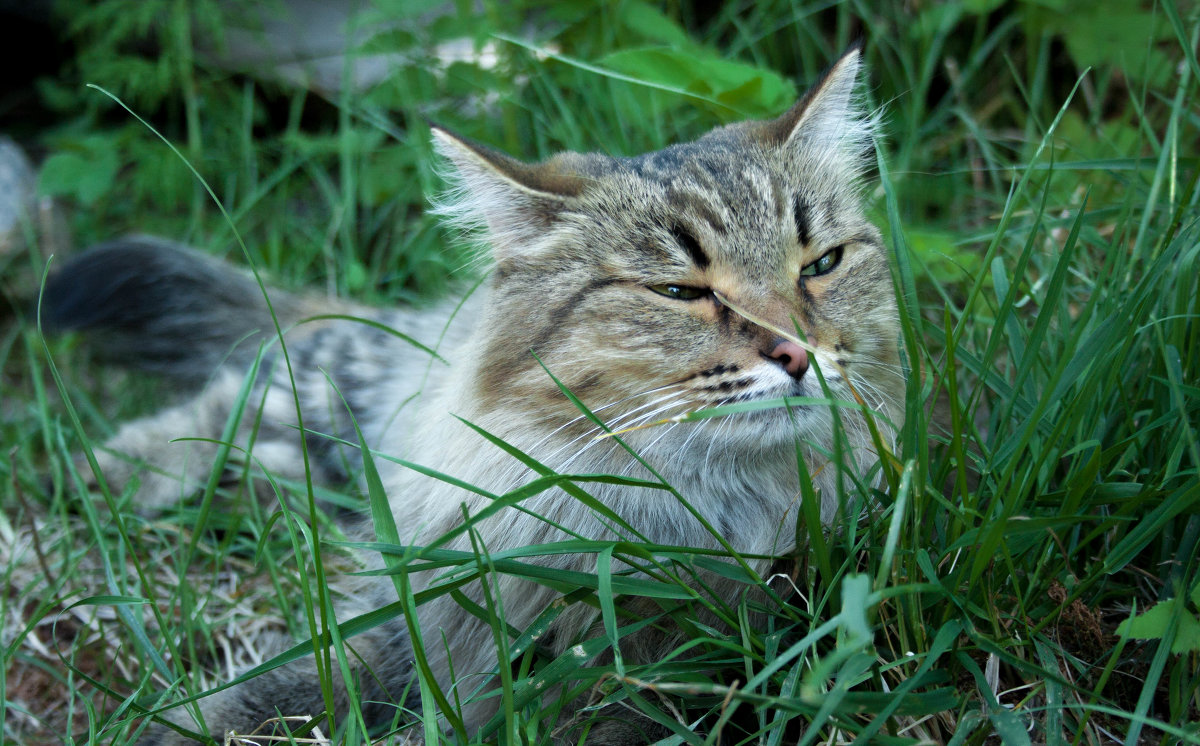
0 0 1183 301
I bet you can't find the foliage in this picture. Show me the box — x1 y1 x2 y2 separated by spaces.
3 0 1199 744
1118 581 1200 655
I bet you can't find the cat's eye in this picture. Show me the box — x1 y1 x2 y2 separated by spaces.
800 246 844 278
648 283 708 301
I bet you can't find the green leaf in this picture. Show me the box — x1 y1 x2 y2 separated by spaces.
1033 0 1174 87
906 229 983 285
1116 597 1200 654
37 137 121 206
598 47 795 118
617 2 692 48
840 574 873 644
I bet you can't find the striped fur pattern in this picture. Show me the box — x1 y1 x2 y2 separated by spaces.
50 48 904 743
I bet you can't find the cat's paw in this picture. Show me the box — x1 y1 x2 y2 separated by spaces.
74 445 208 516
134 726 196 746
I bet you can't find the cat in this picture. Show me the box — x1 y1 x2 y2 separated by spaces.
43 46 904 744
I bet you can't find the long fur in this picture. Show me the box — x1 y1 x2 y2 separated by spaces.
40 236 313 380
48 47 905 744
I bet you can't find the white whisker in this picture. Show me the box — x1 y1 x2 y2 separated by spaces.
491 383 690 487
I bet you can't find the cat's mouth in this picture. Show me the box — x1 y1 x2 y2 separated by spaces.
705 375 849 422
733 370 829 401
597 367 847 436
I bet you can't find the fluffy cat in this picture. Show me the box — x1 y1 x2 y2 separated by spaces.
44 46 903 744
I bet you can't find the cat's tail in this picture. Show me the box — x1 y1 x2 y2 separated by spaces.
39 235 326 382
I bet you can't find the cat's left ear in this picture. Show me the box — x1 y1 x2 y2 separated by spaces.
430 126 587 261
757 44 873 163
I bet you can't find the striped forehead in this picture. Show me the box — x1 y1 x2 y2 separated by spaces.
624 142 791 269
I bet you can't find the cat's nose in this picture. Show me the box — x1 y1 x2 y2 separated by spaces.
766 339 808 378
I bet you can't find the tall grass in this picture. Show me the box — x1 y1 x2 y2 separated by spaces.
2 1 1198 744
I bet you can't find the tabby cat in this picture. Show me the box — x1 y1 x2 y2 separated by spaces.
45 46 903 744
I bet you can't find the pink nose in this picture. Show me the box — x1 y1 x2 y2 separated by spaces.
767 339 808 378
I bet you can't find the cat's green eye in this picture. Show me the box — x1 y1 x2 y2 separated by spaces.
648 283 708 301
800 246 844 278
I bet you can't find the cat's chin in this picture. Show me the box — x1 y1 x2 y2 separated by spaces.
662 401 836 451
736 405 830 441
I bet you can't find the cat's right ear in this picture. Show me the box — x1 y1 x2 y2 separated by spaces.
430 126 587 260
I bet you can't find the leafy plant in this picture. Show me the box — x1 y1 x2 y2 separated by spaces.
1119 580 1200 655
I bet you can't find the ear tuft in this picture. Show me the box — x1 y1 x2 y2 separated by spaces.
430 127 587 262
756 46 876 173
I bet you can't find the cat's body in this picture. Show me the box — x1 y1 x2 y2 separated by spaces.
45 48 904 744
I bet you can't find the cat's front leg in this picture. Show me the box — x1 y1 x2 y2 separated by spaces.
80 371 245 514
137 612 416 745
81 366 336 515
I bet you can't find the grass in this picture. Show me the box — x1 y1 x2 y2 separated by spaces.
3 1 1199 744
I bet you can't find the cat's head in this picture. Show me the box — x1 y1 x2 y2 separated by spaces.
432 47 903 489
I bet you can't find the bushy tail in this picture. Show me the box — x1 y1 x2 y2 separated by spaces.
40 236 313 381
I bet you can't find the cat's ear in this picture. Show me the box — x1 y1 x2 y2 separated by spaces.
757 44 873 165
430 126 587 260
